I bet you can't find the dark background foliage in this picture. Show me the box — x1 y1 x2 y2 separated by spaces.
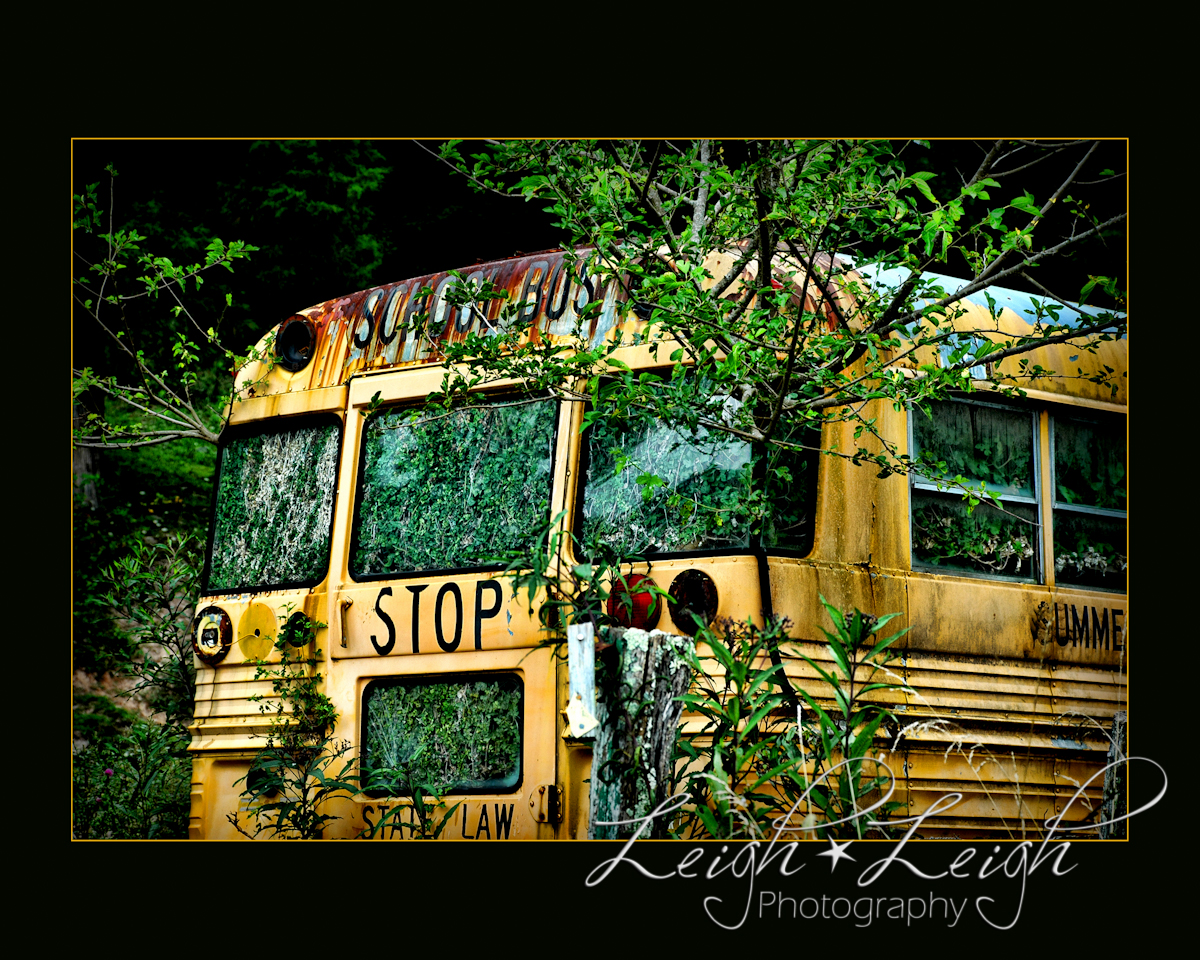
72 140 565 673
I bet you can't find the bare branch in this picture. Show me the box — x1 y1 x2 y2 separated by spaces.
989 141 1089 177
411 139 518 197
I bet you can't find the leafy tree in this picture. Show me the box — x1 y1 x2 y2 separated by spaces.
72 173 260 450
71 142 406 680
425 140 1125 839
72 145 392 450
432 139 1125 534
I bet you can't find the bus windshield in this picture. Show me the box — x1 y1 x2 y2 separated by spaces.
351 398 557 577
205 418 341 593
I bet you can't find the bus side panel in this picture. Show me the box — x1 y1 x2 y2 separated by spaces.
765 556 1125 837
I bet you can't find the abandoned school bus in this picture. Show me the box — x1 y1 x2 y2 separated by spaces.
187 247 1127 840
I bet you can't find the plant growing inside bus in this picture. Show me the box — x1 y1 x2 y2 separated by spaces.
228 607 460 840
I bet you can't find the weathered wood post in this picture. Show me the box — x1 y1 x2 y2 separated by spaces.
588 626 694 840
1099 710 1127 839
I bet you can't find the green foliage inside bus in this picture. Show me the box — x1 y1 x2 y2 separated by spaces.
1053 511 1126 589
361 676 522 795
1054 416 1125 511
912 401 1035 497
206 421 340 592
581 418 817 555
1053 414 1126 589
911 495 1038 576
910 400 1038 579
352 400 556 575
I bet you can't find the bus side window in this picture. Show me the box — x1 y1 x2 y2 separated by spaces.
909 399 1040 582
1051 413 1126 592
578 412 818 557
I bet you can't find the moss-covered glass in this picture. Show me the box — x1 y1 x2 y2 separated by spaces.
581 417 817 556
360 675 523 795
206 420 340 593
352 400 557 576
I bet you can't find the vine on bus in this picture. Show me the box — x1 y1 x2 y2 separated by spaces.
228 608 350 840
229 607 460 840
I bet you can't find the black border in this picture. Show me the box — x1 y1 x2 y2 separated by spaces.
74 136 1178 946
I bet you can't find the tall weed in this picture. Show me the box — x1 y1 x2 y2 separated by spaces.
671 597 909 840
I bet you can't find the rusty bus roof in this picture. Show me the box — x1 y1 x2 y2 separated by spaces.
237 248 622 398
234 248 1126 408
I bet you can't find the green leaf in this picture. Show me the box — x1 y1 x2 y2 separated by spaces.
909 175 936 203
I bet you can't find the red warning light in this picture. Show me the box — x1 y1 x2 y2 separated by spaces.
607 574 661 630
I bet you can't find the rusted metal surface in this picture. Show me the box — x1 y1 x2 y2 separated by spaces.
234 247 1124 413
238 250 628 398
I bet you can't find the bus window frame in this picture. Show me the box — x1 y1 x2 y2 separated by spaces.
907 395 1043 585
200 410 345 597
358 671 526 799
347 392 562 584
1048 408 1127 594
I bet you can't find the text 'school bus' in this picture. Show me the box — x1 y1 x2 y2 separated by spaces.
187 247 1126 840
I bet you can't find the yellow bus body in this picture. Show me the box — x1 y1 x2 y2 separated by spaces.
188 249 1126 840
